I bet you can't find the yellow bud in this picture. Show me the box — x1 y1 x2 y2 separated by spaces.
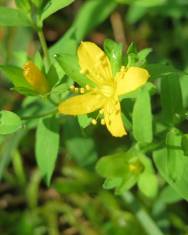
128 160 144 175
91 119 97 125
23 61 49 94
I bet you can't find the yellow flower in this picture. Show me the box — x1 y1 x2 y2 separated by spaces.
58 42 149 137
23 61 49 94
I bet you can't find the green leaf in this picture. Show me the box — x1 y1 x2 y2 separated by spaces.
63 118 97 166
77 115 92 129
35 117 59 185
134 0 166 7
103 39 123 75
153 130 188 200
96 148 145 194
146 62 177 80
138 172 158 198
13 87 38 96
46 64 59 88
15 0 30 12
103 177 122 190
50 0 117 55
96 152 129 178
115 174 137 195
160 74 183 124
0 111 22 135
55 54 93 86
133 88 153 143
165 129 183 181
41 0 74 21
127 5 147 24
0 65 31 89
180 74 188 108
31 0 42 7
0 131 25 180
158 186 182 204
137 48 152 65
181 134 188 156
127 42 137 54
0 7 30 27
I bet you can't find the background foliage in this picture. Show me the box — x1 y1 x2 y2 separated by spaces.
1 0 188 235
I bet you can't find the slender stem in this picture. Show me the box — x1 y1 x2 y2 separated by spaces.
37 29 51 68
122 192 164 235
110 11 128 51
21 109 58 120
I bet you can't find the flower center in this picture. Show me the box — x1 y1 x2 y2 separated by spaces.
100 84 115 98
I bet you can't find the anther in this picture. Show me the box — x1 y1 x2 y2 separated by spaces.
91 119 97 125
99 109 104 114
101 119 105 125
85 85 90 90
80 68 88 75
80 88 85 94
69 85 75 91
120 66 126 72
74 87 79 93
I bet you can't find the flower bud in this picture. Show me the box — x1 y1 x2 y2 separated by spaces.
23 61 49 94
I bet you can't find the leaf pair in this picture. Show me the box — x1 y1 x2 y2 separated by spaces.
0 0 75 27
96 148 158 198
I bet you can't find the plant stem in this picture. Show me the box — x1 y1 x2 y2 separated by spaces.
21 109 58 120
110 11 128 51
37 29 51 69
122 192 164 235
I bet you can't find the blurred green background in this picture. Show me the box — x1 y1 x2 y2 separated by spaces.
1 0 188 235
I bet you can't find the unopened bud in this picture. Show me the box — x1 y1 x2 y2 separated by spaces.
23 61 49 94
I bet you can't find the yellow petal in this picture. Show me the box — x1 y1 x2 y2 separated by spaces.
23 61 49 94
104 98 127 137
58 91 106 115
116 66 149 96
77 42 113 85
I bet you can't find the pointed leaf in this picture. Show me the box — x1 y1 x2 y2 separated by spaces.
133 88 153 143
36 117 59 185
0 111 22 134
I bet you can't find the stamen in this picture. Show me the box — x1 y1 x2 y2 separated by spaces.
101 119 105 125
85 85 90 90
91 119 97 125
120 66 126 72
80 88 85 94
80 68 88 75
99 109 104 114
69 85 75 91
74 87 79 93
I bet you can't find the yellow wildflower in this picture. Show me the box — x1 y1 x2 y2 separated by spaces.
23 61 49 94
58 42 149 137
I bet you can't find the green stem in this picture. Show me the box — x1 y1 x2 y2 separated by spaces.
37 29 51 68
141 141 164 154
21 109 58 120
122 192 164 235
